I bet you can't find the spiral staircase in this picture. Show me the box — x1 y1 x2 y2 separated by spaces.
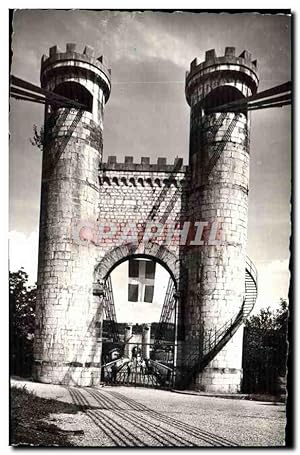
178 256 258 388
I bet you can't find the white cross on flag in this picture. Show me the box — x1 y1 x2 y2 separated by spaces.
128 258 156 303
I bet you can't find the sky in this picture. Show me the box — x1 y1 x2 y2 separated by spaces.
9 10 291 313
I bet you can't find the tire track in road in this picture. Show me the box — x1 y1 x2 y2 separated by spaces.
106 389 239 447
69 388 128 446
68 387 145 447
86 388 197 447
67 386 239 447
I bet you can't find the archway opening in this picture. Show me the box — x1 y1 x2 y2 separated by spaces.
53 81 93 112
100 254 177 388
203 85 246 115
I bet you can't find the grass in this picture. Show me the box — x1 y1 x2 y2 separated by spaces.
10 385 83 447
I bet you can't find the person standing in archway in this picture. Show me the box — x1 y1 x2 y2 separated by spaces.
111 363 117 384
127 363 131 383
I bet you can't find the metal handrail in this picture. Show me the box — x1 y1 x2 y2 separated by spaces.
182 257 258 378
246 255 258 289
149 359 174 372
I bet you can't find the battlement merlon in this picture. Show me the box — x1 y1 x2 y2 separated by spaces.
40 43 111 103
185 47 259 106
100 156 187 174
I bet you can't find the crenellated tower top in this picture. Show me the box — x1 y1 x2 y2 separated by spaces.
185 47 259 107
40 43 111 104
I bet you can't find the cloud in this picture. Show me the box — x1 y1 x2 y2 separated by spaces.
121 18 194 68
252 258 290 313
8 230 39 286
88 11 199 69
266 259 290 273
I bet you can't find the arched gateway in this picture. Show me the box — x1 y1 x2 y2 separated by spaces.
34 44 258 391
94 244 182 388
94 243 180 285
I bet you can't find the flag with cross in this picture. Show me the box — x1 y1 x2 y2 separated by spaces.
128 258 156 303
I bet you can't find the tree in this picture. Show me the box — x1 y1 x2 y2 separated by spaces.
242 300 288 394
30 124 44 151
10 269 36 377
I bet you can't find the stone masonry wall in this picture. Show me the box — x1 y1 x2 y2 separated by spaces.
95 156 187 263
34 44 110 386
94 156 188 361
34 116 104 386
185 47 258 392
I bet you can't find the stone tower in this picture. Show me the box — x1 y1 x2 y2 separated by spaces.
185 47 259 392
33 44 111 386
